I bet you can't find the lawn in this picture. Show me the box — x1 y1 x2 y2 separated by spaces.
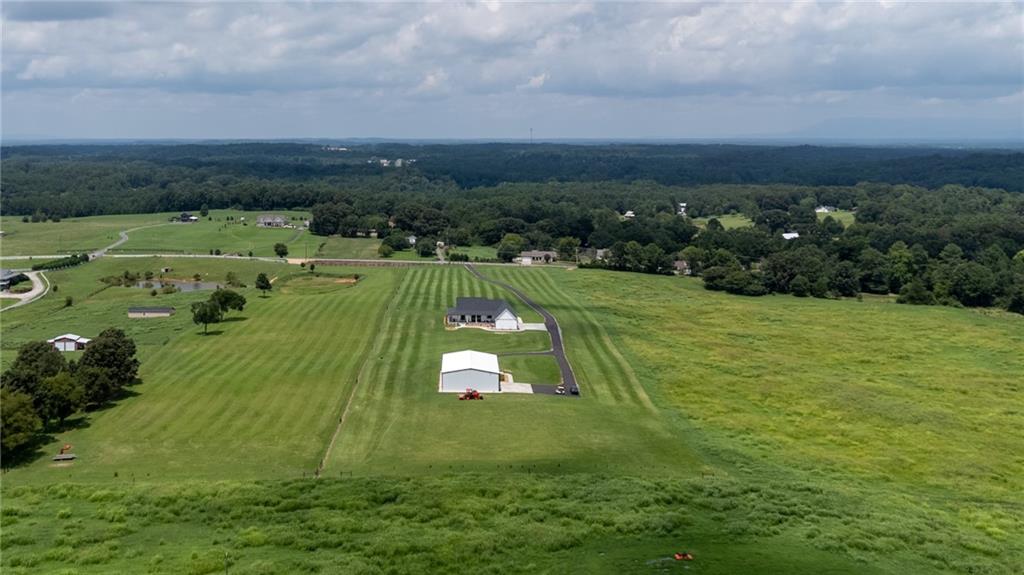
1 259 1022 574
692 213 754 229
500 353 562 385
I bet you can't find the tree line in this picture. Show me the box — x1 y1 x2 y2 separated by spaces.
1 329 140 460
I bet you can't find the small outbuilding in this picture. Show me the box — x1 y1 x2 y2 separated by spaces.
128 306 176 318
440 350 501 393
47 334 91 352
782 232 800 240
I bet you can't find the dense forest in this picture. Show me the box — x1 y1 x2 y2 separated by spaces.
2 143 1022 312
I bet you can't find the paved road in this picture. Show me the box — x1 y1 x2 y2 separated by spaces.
0 271 50 313
465 264 579 396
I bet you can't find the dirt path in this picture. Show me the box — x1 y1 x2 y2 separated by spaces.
465 264 580 396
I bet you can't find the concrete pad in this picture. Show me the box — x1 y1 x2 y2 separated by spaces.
500 382 534 394
522 323 547 331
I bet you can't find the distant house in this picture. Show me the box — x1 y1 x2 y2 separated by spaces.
128 306 175 319
782 232 800 240
1 269 28 290
179 212 198 222
257 214 288 227
407 235 418 246
518 250 557 265
446 297 520 331
595 248 611 261
623 210 636 219
440 350 501 393
815 206 837 213
678 202 688 216
673 260 691 275
47 334 91 352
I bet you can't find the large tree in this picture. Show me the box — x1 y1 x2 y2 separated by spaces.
78 328 139 391
2 341 67 398
255 273 272 296
36 372 85 425
274 243 289 258
211 289 247 314
191 300 223 334
1 388 41 456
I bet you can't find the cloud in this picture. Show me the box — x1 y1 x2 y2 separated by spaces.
1 1 1021 139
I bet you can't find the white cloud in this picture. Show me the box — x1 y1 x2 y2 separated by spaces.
1 1 1020 138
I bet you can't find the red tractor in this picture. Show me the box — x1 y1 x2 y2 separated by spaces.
458 388 484 400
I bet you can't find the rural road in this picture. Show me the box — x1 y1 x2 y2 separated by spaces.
465 264 579 396
0 271 50 313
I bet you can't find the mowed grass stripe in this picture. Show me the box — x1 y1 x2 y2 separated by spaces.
327 268 420 466
528 268 656 411
490 267 651 409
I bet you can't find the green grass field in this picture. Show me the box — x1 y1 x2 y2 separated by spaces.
1 213 168 256
314 236 437 261
449 245 499 261
2 257 1022 574
818 209 857 226
692 213 754 229
113 210 310 257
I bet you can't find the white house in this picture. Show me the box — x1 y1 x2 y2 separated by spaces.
678 202 688 216
47 334 91 352
623 210 636 219
782 232 801 240
407 235 418 246
440 350 501 393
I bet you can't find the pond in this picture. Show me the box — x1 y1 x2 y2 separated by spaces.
134 280 222 292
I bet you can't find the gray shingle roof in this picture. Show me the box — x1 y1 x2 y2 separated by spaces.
446 297 514 317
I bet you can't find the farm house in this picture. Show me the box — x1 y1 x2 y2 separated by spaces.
445 297 520 331
440 350 501 393
47 333 91 352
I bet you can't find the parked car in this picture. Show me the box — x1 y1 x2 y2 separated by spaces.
555 385 566 395
569 386 579 395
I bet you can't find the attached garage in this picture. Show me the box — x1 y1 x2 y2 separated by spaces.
440 350 501 393
494 309 519 331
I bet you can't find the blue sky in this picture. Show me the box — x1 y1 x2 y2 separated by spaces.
2 1 1022 141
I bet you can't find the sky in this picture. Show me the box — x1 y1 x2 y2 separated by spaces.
2 1 1022 141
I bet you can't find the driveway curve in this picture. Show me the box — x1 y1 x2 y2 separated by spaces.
465 264 579 396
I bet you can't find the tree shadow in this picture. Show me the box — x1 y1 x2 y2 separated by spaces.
85 387 142 414
201 330 224 336
1 416 92 471
221 316 248 323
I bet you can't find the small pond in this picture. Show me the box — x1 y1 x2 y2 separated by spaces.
134 280 222 292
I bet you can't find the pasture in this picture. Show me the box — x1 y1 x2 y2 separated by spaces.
1 257 1022 574
112 210 310 257
0 213 167 256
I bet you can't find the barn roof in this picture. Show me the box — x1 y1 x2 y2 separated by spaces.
441 350 500 374
446 297 514 318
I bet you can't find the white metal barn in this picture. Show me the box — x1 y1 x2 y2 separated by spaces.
440 350 501 393
47 334 91 352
